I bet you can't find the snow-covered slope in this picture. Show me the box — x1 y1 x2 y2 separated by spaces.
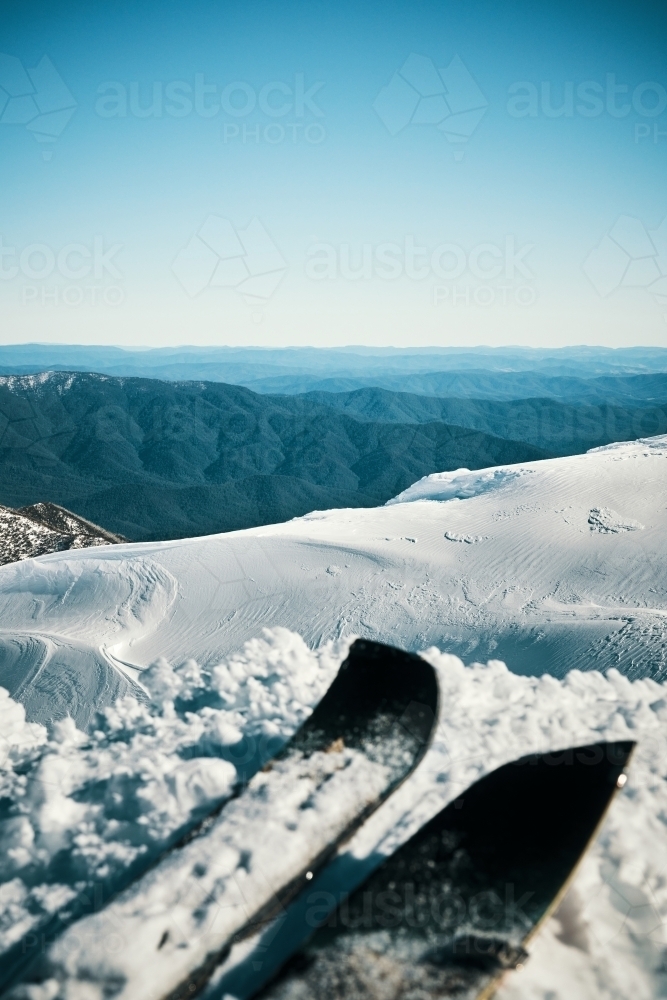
0 437 666 999
0 436 665 728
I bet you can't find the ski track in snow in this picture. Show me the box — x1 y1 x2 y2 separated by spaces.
0 556 178 726
0 435 666 998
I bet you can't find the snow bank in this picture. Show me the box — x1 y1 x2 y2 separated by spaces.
0 629 345 973
2 628 666 998
388 434 667 507
588 434 667 456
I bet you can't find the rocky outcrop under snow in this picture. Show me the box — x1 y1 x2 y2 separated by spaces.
0 502 126 566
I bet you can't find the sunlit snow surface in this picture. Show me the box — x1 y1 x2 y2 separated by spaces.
0 436 666 997
1 437 666 733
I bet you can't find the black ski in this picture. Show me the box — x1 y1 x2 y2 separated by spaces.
253 740 634 1000
10 639 438 1000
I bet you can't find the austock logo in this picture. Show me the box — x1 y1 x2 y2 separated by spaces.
305 881 534 932
171 215 287 305
95 74 327 145
0 235 124 307
373 53 488 160
506 74 667 143
583 215 667 318
305 235 536 307
0 53 76 159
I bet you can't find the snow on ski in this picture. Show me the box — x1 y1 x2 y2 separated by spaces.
8 640 438 1000
253 740 634 1000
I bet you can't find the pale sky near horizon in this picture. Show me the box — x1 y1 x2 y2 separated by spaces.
2 0 667 349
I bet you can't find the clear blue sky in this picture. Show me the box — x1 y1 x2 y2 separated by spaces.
2 0 667 347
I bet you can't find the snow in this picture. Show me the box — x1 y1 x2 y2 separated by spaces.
1 634 665 999
1 436 665 733
588 506 644 533
388 465 532 504
38 736 391 1000
444 530 486 543
0 632 344 977
1 435 666 997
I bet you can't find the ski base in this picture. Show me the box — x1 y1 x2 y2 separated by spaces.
256 741 634 1000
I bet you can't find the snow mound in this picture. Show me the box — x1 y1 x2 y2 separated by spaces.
2 435 667 729
388 466 530 504
1 629 666 999
588 506 644 533
0 554 181 728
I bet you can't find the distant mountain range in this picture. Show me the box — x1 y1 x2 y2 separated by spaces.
1 345 666 543
1 342 667 370
1 344 667 399
0 372 547 541
0 344 667 407
253 370 667 402
303 387 667 454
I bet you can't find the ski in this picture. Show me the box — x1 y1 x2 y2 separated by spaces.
10 639 438 1000
253 740 634 1000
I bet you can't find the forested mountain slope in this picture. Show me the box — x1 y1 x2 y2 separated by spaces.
0 373 545 539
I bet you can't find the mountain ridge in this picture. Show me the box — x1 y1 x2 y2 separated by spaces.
300 386 667 454
0 371 547 540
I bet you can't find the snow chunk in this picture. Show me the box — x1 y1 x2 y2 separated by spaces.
588 507 644 533
445 531 486 543
0 628 347 975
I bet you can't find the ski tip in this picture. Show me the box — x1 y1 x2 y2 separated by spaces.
344 638 440 743
432 739 635 891
284 639 439 763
